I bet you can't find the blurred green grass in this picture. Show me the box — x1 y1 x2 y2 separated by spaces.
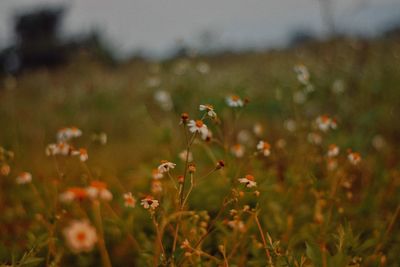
0 36 400 266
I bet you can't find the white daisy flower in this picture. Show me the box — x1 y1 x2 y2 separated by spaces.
238 174 257 188
187 120 208 140
199 104 217 118
257 141 271 156
294 64 310 85
231 144 245 158
226 95 244 108
86 181 112 201
307 132 322 145
123 192 136 208
72 148 88 162
196 62 210 74
141 196 159 210
157 160 176 174
348 151 361 165
327 144 339 157
179 150 193 162
315 115 337 132
63 220 97 253
45 143 58 156
16 172 32 184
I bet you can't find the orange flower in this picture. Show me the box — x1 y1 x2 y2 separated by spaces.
348 150 361 165
257 141 271 156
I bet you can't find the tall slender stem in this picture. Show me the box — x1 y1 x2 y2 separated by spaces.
92 201 112 267
254 212 274 267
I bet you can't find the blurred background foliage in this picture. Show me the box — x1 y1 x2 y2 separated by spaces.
0 5 399 267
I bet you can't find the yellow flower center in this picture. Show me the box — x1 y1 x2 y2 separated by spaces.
263 142 270 150
245 175 255 181
76 231 86 242
195 120 204 128
231 95 240 101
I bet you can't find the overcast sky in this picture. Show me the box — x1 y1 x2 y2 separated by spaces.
0 0 399 57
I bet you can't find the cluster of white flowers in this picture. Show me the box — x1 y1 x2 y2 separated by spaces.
315 115 337 132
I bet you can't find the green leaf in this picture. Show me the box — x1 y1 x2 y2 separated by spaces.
305 242 322 266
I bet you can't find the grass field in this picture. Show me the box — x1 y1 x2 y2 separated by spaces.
0 36 399 266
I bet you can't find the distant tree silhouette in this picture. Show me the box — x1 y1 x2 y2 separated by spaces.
289 29 317 47
14 7 68 70
0 6 115 75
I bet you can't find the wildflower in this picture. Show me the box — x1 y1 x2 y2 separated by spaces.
45 143 58 156
276 139 287 149
86 181 113 201
227 219 246 232
180 112 189 124
237 130 251 143
57 142 71 156
141 195 159 210
70 127 82 138
188 163 196 173
180 239 191 251
199 104 216 118
226 95 244 107
16 172 32 184
253 123 263 136
332 79 345 94
57 128 70 142
216 160 225 170
123 192 136 208
72 148 88 162
63 220 97 253
348 150 361 165
146 76 161 88
177 175 184 184
57 127 82 142
173 60 190 75
330 118 338 129
231 144 245 158
60 187 88 203
187 120 208 139
316 115 336 132
257 141 271 156
151 180 163 193
372 135 386 150
307 132 322 145
1 164 10 176
154 90 173 111
179 150 193 162
230 209 238 216
294 64 310 85
327 144 339 157
238 174 257 188
92 132 107 145
284 119 297 132
152 169 163 179
158 160 176 173
196 62 210 74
